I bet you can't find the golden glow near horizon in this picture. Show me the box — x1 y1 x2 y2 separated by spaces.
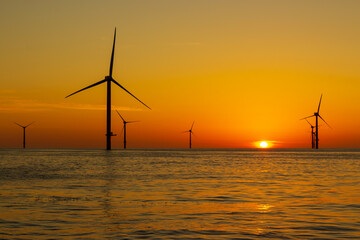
1 1 360 148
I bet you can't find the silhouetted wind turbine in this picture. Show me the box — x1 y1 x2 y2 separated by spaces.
184 121 194 149
14 122 34 149
304 119 315 149
301 94 331 149
116 110 139 149
65 28 151 150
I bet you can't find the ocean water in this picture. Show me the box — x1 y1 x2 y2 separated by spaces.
0 149 359 239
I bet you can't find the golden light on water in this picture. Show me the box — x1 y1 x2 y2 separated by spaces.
257 203 273 213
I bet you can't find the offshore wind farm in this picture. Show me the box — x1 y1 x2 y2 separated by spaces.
301 94 331 149
1 1 360 240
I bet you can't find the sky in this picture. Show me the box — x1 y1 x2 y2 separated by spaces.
1 0 360 149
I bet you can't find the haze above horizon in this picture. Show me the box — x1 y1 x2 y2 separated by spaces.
1 0 360 149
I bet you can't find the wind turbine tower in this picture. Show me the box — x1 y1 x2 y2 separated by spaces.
66 28 151 150
14 122 34 149
116 110 139 149
185 121 195 149
304 119 315 149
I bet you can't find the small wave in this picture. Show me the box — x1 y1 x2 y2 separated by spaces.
292 225 356 232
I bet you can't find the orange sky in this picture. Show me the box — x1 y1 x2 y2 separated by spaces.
1 0 360 148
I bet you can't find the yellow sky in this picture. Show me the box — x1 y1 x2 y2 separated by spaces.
1 0 360 148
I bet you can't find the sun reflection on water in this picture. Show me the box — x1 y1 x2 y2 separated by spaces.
257 203 273 213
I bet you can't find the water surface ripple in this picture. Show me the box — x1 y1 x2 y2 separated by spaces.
0 149 359 239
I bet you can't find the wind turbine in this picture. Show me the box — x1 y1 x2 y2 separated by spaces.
116 110 139 149
65 28 151 150
14 122 34 149
184 121 194 149
301 94 331 149
304 119 315 149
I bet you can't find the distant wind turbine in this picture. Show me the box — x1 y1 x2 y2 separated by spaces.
116 110 139 149
65 28 151 150
14 122 34 149
184 121 195 149
301 94 331 149
304 119 315 149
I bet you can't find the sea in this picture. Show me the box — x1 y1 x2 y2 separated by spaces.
0 148 359 239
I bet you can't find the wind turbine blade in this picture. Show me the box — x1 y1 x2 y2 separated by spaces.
300 115 315 120
109 28 116 77
112 79 151 110
14 122 24 128
305 119 313 127
190 121 195 131
116 110 125 122
65 79 106 98
25 121 35 128
127 121 139 124
319 114 332 128
317 94 323 113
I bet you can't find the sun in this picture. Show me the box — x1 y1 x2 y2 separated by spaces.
254 140 274 148
259 141 268 148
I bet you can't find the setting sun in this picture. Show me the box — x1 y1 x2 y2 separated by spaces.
259 141 268 148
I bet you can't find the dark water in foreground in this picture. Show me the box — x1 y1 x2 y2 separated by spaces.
0 149 359 239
